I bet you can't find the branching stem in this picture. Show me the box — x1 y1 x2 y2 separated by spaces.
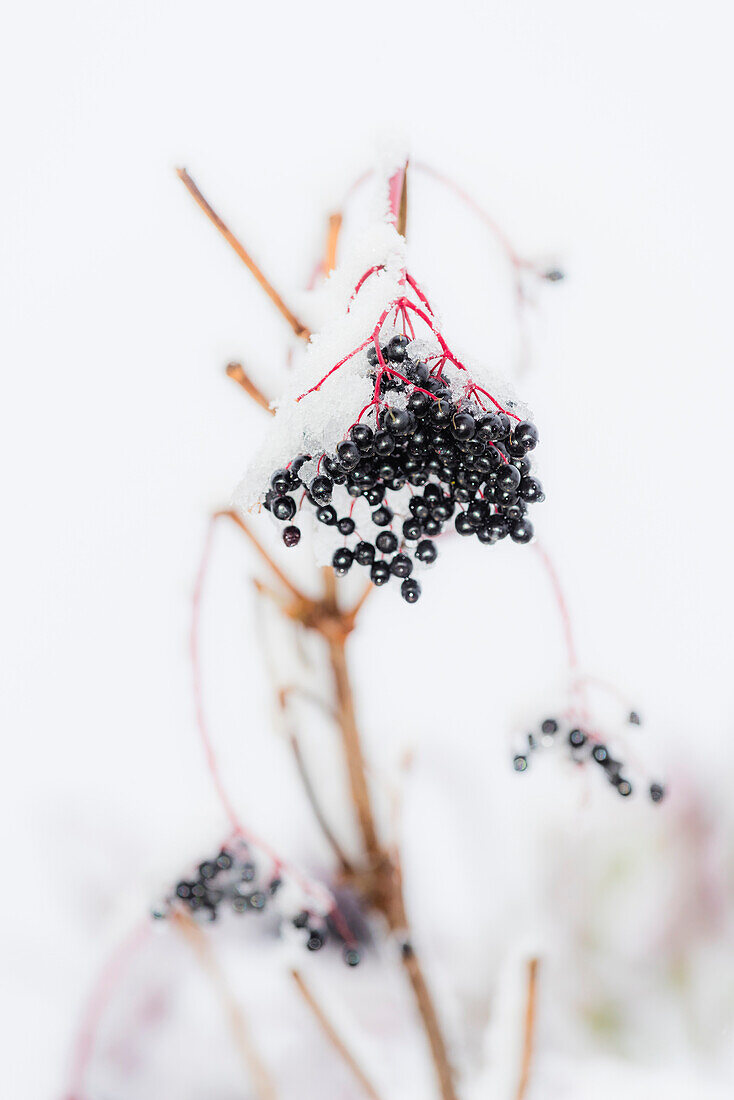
291 969 383 1100
173 909 278 1100
516 957 540 1100
289 733 354 874
216 509 308 604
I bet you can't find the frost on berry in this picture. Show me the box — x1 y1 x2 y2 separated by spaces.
233 200 543 604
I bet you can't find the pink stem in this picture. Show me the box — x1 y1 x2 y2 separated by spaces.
387 166 406 227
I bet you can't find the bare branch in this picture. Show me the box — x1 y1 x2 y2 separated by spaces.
226 362 274 414
216 509 308 604
516 957 540 1100
291 969 383 1100
397 161 409 238
324 213 342 274
174 910 277 1100
326 636 381 866
290 734 354 874
386 877 458 1100
349 581 373 621
177 168 310 340
221 504 457 1100
278 683 336 721
321 565 338 611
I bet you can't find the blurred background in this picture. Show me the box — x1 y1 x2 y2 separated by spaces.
2 1 734 1097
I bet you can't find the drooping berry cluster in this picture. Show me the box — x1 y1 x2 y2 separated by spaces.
265 334 543 604
153 839 360 965
513 714 665 802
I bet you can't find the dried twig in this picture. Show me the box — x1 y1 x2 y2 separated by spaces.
326 633 382 865
397 161 409 238
516 957 540 1100
224 519 458 1100
226 361 274 414
289 733 354 874
173 909 277 1100
278 683 336 721
291 969 383 1100
381 860 457 1100
349 581 373 620
177 168 310 340
216 509 308 604
324 212 342 274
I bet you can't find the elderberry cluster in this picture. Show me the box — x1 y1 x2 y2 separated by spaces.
153 843 281 922
265 335 544 603
513 715 665 803
153 841 360 966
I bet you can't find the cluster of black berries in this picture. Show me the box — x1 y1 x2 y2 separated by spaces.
513 715 665 803
154 842 360 965
264 335 543 604
154 844 280 922
291 908 360 967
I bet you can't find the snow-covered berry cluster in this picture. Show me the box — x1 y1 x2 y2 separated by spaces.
513 714 665 802
264 332 543 604
153 838 360 965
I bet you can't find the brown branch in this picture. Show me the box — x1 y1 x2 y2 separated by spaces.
321 565 338 611
290 733 353 872
173 910 277 1100
397 161 409 239
326 635 381 866
289 732 354 875
402 951 456 1100
384 872 457 1100
324 631 457 1100
177 167 310 340
216 509 308 604
251 577 301 622
278 683 336 721
226 362 274 414
324 213 342 274
291 969 383 1100
349 581 373 620
225 518 456 1099
516 957 540 1100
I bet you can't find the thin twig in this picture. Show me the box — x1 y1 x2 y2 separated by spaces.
397 161 409 238
325 632 458 1100
326 635 382 866
321 565 338 611
385 872 458 1100
173 910 278 1100
252 576 298 619
217 509 308 604
278 683 337 721
325 213 342 274
516 957 540 1100
226 362 275 414
289 733 354 874
349 581 373 620
225 516 457 1099
291 969 383 1100
177 168 310 340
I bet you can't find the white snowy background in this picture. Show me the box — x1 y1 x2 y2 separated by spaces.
2 1 734 1098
